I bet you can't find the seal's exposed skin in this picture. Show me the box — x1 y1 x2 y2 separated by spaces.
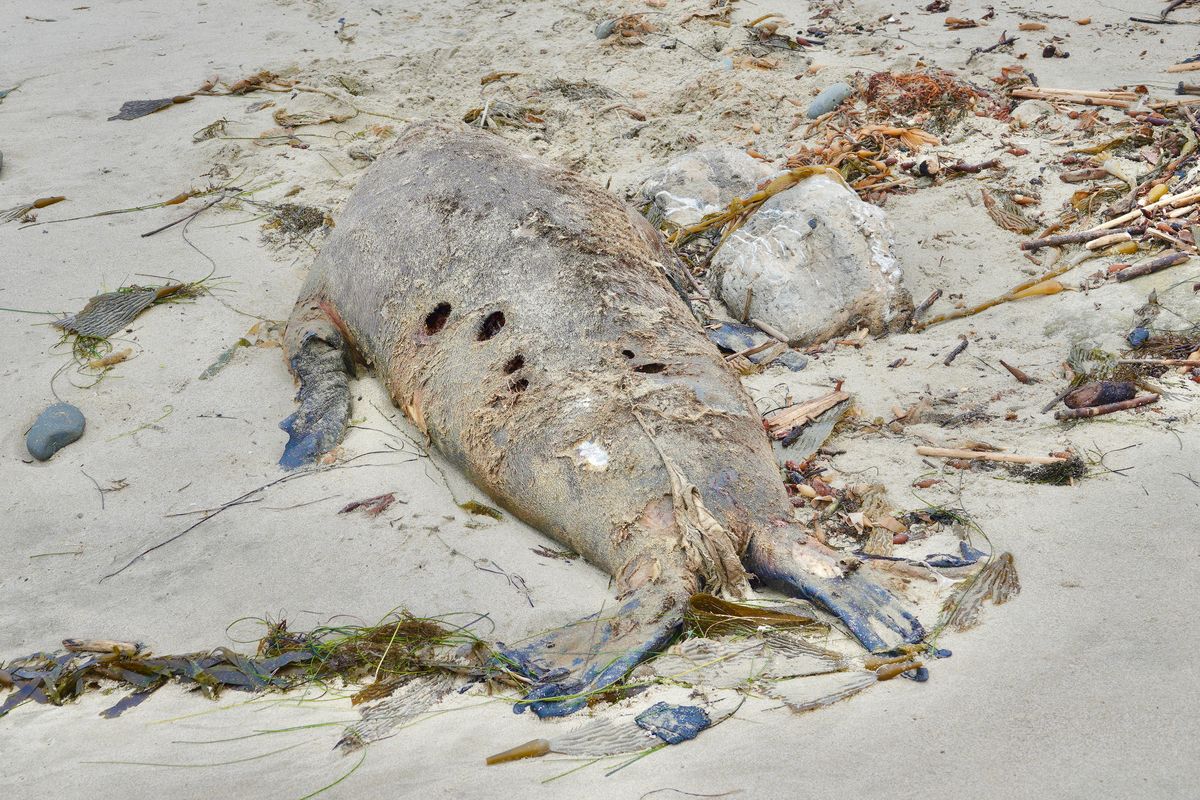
281 122 923 716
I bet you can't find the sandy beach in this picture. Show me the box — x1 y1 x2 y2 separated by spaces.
3 0 1199 797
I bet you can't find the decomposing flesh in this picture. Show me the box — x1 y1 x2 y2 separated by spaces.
280 122 923 716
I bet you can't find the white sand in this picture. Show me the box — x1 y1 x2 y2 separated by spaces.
2 0 1198 796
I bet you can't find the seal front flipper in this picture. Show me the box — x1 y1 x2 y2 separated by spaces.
746 529 924 653
278 297 352 470
496 583 689 718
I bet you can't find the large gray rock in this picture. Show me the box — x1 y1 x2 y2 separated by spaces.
640 146 774 227
711 174 911 344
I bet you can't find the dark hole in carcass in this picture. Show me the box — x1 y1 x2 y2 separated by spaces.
503 354 525 374
478 310 506 340
510 377 529 393
633 363 666 374
424 303 451 334
621 349 635 359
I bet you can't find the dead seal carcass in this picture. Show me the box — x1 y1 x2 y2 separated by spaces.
280 122 923 716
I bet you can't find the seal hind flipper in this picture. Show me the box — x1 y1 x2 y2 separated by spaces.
746 531 925 653
497 586 689 718
279 299 352 470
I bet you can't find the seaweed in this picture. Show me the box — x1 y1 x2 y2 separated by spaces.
108 95 193 121
458 500 503 519
864 70 994 130
1011 456 1088 485
685 593 826 638
941 552 1021 631
261 203 329 245
0 612 487 720
53 280 209 366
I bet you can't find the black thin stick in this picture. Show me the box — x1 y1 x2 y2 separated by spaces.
943 338 968 366
81 468 105 511
141 193 228 238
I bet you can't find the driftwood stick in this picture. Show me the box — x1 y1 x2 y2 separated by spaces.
1088 209 1145 232
765 390 850 436
943 338 969 366
915 446 1066 465
999 359 1035 384
1030 87 1138 99
725 339 780 362
1114 252 1190 281
945 159 1001 175
1118 358 1200 367
1142 186 1200 212
1011 89 1130 108
62 639 141 655
1167 62 1200 74
1053 395 1158 419
1021 227 1139 250
1085 231 1134 250
1041 385 1075 414
911 288 942 323
749 317 790 343
1144 227 1196 251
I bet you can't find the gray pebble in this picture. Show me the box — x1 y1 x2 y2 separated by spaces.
595 19 616 39
26 403 85 461
806 82 853 119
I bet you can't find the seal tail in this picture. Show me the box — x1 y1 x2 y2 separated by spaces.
278 297 353 469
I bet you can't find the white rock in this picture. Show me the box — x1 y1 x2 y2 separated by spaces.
1010 99 1058 128
711 174 911 344
640 146 773 227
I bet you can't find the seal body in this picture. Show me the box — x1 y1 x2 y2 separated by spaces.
282 122 922 715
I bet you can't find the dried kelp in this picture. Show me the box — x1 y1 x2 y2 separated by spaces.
262 203 328 245
942 552 1021 631
108 95 193 121
685 593 826 638
55 285 183 338
337 672 457 750
2 195 65 223
543 78 618 100
865 70 993 129
982 188 1039 234
0 646 311 719
487 695 742 764
462 101 544 129
1013 456 1088 485
0 613 484 720
487 717 660 763
765 669 878 713
648 636 844 689
339 493 397 517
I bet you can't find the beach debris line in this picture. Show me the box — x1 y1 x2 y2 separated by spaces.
0 612 483 721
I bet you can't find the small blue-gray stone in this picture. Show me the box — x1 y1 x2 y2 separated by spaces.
595 19 616 39
806 82 853 119
26 403 85 461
